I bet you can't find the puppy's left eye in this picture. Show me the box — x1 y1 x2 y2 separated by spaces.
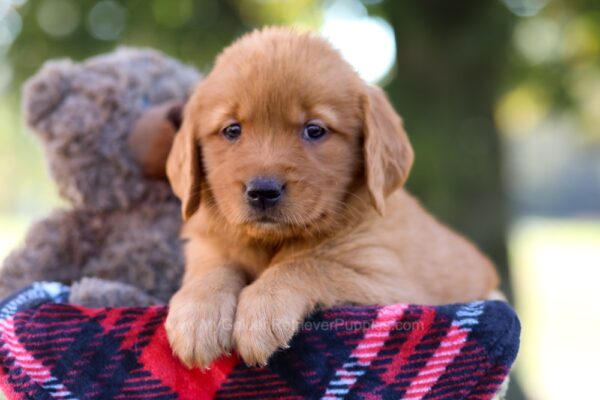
302 123 328 141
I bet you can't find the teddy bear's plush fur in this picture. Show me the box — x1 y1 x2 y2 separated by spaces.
0 48 200 307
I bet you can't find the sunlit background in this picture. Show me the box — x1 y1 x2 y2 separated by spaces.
1 0 599 398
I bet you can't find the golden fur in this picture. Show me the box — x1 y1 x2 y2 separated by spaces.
165 27 499 368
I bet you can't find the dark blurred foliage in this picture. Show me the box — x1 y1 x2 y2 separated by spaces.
505 0 600 113
10 0 245 82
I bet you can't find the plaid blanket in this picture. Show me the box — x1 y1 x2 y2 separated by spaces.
0 283 519 400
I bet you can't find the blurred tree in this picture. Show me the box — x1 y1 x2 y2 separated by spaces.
370 1 514 279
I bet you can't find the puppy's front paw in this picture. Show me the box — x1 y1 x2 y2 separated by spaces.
233 283 309 367
165 287 237 369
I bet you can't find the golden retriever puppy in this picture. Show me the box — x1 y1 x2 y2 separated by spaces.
166 27 499 369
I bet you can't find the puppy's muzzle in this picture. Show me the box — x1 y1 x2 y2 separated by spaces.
245 177 285 210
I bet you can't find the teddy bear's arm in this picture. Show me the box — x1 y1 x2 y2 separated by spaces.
74 204 184 306
69 277 162 307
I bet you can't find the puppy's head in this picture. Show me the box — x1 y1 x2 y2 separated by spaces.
168 27 413 239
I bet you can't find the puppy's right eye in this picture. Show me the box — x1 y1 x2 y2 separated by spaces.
302 122 328 142
222 123 242 141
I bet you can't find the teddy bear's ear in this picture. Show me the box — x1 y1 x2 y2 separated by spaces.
128 101 184 179
22 60 73 138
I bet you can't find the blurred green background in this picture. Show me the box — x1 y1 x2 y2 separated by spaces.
1 0 599 398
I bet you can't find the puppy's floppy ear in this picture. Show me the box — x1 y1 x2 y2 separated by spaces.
362 85 414 215
166 107 202 220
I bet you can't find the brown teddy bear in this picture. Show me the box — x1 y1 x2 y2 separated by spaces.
0 48 200 307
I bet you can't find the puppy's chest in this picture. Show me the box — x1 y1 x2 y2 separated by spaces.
235 241 307 280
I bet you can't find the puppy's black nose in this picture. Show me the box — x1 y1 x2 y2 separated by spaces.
245 177 284 210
